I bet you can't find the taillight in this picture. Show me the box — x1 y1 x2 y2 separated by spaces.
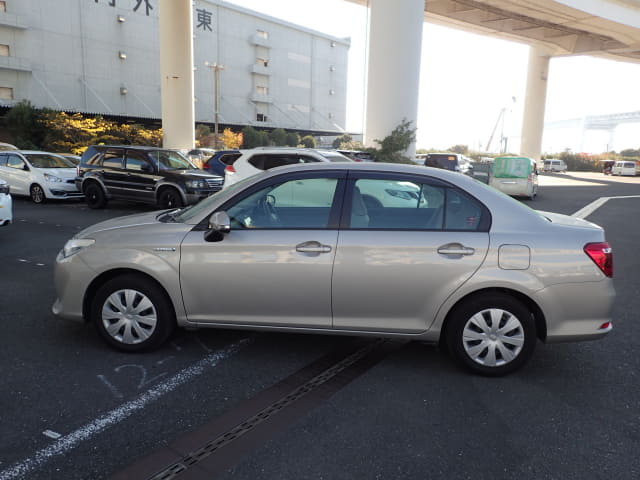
225 165 236 174
584 242 613 277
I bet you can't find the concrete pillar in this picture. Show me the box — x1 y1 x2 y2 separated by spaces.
159 0 195 150
520 47 551 161
365 0 424 159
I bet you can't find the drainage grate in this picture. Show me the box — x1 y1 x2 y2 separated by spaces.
149 339 385 480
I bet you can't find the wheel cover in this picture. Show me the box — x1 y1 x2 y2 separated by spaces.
462 308 525 367
32 186 44 203
162 191 180 208
101 289 157 344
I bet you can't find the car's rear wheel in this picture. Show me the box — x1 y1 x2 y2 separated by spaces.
30 184 45 204
158 188 183 209
445 293 537 376
92 275 175 352
84 183 107 209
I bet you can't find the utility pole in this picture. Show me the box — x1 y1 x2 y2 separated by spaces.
205 62 224 148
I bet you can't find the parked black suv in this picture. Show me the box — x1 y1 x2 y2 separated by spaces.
76 146 224 209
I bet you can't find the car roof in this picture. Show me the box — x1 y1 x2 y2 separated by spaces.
88 145 169 152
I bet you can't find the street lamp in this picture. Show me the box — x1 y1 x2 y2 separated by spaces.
205 61 225 148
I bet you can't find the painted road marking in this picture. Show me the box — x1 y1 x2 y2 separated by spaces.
572 195 640 219
0 338 251 480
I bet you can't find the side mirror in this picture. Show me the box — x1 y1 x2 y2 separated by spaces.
204 211 231 242
23 164 29 171
141 163 153 173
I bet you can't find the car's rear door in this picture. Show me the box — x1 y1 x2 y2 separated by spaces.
179 170 346 328
331 172 490 333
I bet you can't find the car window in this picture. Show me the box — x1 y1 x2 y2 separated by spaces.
226 177 338 229
150 150 195 170
102 150 124 169
24 154 74 168
349 178 484 231
220 153 241 165
6 154 26 170
125 150 153 172
0 154 7 166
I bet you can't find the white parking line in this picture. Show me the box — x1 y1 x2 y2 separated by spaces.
572 195 640 219
0 338 251 480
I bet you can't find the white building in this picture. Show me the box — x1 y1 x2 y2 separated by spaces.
0 0 349 135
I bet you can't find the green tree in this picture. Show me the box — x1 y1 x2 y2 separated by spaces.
257 130 270 146
448 144 468 155
241 126 261 148
285 132 300 147
300 135 316 148
5 100 46 149
270 128 287 146
332 134 352 149
369 119 417 163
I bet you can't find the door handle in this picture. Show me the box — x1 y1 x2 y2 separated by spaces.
296 241 332 253
437 244 475 256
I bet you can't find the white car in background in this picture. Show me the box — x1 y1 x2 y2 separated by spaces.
0 151 83 203
0 178 12 226
223 148 352 187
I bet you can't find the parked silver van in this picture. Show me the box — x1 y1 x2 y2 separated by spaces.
543 159 567 173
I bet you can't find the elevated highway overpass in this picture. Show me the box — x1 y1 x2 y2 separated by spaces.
158 1 640 159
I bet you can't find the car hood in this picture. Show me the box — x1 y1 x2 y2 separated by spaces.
536 210 602 230
75 211 164 238
38 168 77 179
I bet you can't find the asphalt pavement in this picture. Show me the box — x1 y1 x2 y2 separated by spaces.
0 172 638 480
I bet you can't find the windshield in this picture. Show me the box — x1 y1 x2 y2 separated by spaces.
24 154 75 168
149 150 196 171
168 174 263 223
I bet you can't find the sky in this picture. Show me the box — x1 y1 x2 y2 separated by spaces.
226 0 640 153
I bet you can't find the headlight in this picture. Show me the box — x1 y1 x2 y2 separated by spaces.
186 180 207 189
0 184 9 195
62 238 95 258
44 173 63 183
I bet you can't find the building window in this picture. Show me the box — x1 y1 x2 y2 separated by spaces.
256 29 268 39
256 58 269 67
0 2 6 13
0 87 14 100
256 86 268 96
256 113 268 122
0 45 9 57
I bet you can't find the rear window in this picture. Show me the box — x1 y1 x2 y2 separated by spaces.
425 154 457 170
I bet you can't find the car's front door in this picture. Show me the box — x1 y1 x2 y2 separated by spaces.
100 148 127 197
179 171 346 328
123 150 157 203
332 173 490 333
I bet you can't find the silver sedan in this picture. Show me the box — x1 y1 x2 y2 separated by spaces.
53 163 615 376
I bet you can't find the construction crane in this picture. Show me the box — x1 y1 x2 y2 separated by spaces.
485 107 506 152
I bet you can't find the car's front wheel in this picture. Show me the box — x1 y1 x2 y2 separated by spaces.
445 293 537 376
30 184 46 204
158 188 184 209
84 182 107 209
92 275 176 352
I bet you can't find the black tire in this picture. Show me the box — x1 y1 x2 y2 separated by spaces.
30 184 46 204
92 275 176 352
158 188 184 209
445 293 537 376
84 182 107 209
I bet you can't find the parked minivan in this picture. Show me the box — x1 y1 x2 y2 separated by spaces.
423 153 473 175
489 156 538 200
542 159 567 173
611 160 639 176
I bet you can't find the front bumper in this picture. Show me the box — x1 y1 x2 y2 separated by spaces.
46 182 84 200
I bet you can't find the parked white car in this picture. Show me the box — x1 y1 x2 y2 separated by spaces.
542 159 567 173
611 160 639 176
223 148 352 187
0 178 11 226
0 151 82 203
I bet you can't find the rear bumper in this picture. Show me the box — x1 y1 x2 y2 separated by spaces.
0 193 11 225
533 280 615 343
